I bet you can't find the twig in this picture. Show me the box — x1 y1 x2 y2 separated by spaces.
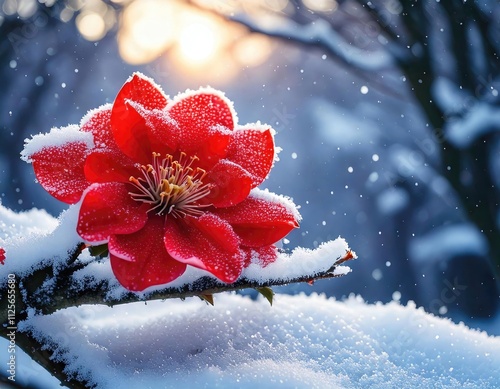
37 248 355 315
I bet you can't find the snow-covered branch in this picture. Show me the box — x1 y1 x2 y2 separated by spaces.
229 14 393 72
36 243 354 315
1 237 354 317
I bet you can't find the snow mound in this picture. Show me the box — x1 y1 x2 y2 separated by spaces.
10 293 500 388
0 203 82 285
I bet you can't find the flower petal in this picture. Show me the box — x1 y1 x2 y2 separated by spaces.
111 98 151 163
242 245 278 268
116 72 168 111
80 105 116 150
31 142 89 204
84 148 137 184
204 160 253 208
109 216 186 291
226 127 275 187
111 74 168 162
143 108 179 155
213 196 299 247
77 182 148 243
128 102 179 156
0 247 6 265
164 214 244 283
169 90 235 152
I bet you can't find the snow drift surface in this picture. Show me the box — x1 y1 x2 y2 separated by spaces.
7 293 500 389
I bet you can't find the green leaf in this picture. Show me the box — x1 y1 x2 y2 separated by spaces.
88 243 109 259
256 286 274 306
199 294 214 306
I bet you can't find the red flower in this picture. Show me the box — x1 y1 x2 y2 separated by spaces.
0 247 5 265
26 73 299 291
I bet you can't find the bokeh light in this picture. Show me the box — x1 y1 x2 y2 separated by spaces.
119 0 176 63
76 12 106 41
75 0 116 41
178 16 219 64
233 34 273 67
302 0 338 13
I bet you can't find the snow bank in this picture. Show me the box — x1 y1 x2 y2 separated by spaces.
0 203 83 286
6 293 499 388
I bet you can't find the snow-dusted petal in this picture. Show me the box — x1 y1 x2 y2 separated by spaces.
84 148 137 184
21 124 94 162
77 183 148 243
213 196 299 247
111 74 168 163
169 89 235 152
164 214 244 283
227 126 275 187
31 142 89 204
80 104 116 150
109 216 186 291
242 245 278 268
191 126 232 170
116 72 168 111
140 106 179 155
204 159 253 208
111 98 152 163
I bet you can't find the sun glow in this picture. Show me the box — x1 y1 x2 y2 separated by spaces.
113 0 273 79
178 19 218 64
119 0 176 64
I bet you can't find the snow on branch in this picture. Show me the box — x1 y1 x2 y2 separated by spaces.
229 14 394 72
48 240 354 313
0 209 354 315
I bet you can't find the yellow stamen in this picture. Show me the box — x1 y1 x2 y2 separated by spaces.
128 152 212 218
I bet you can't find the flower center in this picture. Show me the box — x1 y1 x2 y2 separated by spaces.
128 152 211 218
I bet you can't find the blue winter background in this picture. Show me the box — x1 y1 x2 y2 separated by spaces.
1 1 500 387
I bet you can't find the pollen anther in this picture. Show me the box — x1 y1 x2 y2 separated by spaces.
128 152 211 218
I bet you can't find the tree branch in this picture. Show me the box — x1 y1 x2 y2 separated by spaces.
185 0 407 99
36 248 355 315
230 13 394 72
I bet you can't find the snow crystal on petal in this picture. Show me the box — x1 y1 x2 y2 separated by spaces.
239 121 281 162
21 124 94 162
80 103 113 129
227 124 276 187
249 187 302 222
238 122 276 137
167 86 238 127
128 71 169 102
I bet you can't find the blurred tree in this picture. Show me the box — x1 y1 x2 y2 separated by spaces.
194 0 500 296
